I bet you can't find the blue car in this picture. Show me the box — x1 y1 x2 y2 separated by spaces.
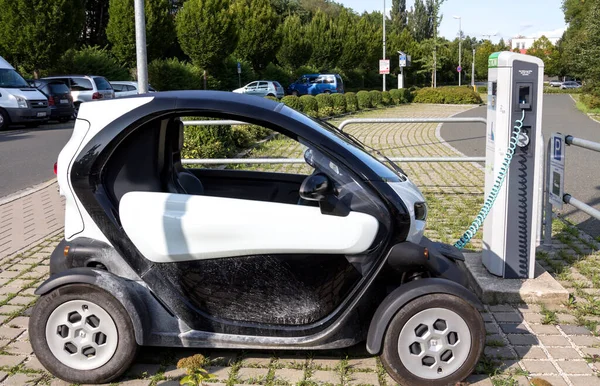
288 73 344 96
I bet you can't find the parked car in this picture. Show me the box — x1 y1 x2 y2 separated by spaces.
233 80 284 98
548 80 563 87
30 79 74 122
31 91 484 385
561 81 582 89
0 56 50 130
287 74 344 96
42 75 115 113
110 81 156 98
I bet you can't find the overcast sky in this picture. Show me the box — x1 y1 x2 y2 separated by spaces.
337 0 567 43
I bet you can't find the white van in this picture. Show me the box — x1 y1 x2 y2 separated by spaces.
0 56 50 130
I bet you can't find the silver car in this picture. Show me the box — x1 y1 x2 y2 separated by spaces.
233 80 284 99
42 75 115 112
110 81 156 98
560 81 582 89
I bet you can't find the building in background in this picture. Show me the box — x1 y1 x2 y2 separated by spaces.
511 36 561 54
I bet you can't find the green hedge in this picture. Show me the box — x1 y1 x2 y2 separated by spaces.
412 86 482 104
369 90 383 107
345 92 358 112
300 95 318 117
544 87 582 94
264 95 278 102
51 46 129 80
399 89 412 103
389 89 401 104
148 58 204 91
281 95 302 110
476 86 488 94
332 93 347 115
182 123 270 160
357 90 372 109
315 94 334 117
381 91 391 105
580 94 600 109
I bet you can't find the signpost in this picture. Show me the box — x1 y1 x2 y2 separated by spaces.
457 65 462 73
397 52 410 89
379 60 390 75
549 132 565 209
237 62 242 88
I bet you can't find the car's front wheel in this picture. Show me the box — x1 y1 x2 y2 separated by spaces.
0 109 9 131
29 284 138 384
380 293 484 386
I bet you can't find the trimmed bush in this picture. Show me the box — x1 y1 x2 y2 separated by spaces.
369 90 383 107
264 95 279 102
51 46 129 80
148 58 203 91
300 95 318 117
412 86 482 104
544 87 582 94
331 93 347 115
281 95 301 111
399 89 412 103
580 94 600 109
477 86 488 94
381 91 392 106
389 89 401 104
345 92 358 112
182 123 270 160
315 93 334 117
357 90 372 109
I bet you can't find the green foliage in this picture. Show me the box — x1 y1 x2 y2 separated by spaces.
299 95 318 117
176 0 237 70
331 93 346 115
412 86 482 104
544 87 581 94
381 90 392 105
369 90 383 107
580 94 600 109
315 93 334 117
52 46 129 80
148 58 203 91
526 36 560 77
260 63 289 89
234 0 280 72
357 90 372 109
281 95 302 110
276 14 311 70
106 0 175 67
264 95 278 101
399 88 412 103
307 10 342 70
345 92 358 112
477 86 488 94
182 122 270 159
389 89 401 104
0 0 85 76
177 354 215 386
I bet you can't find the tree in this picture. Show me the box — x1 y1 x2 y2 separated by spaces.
526 36 560 76
0 0 84 78
106 0 175 68
175 0 238 71
81 0 110 47
475 40 495 80
391 0 407 33
306 10 342 70
408 0 430 41
336 9 365 71
496 38 509 52
234 0 280 73
276 15 311 70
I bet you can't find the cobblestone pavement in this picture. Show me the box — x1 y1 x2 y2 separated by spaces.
0 104 599 385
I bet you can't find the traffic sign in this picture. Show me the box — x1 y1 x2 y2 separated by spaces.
379 59 390 74
457 66 462 73
549 132 565 209
399 54 407 67
237 62 242 74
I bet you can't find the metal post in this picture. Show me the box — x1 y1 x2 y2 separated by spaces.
543 138 553 247
383 0 386 92
454 16 462 86
472 48 476 89
399 67 404 89
433 18 437 88
134 0 148 94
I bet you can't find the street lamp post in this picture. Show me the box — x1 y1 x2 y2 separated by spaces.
134 0 148 94
454 16 462 86
383 0 386 92
472 48 476 89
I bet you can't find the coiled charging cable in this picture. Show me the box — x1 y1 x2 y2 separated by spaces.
454 110 526 249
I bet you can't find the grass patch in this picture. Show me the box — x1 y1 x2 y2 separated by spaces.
541 305 558 325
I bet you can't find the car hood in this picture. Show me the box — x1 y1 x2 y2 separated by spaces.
0 87 47 100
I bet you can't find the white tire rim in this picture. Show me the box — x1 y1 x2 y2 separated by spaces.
46 300 119 370
397 307 471 380
0 114 4 126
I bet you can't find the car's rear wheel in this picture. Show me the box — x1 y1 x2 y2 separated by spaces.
380 293 484 386
29 284 138 384
292 90 299 96
0 109 9 131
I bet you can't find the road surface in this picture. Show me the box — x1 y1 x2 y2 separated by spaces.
440 94 600 236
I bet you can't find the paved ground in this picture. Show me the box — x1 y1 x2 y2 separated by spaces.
0 121 74 198
0 104 599 385
439 94 600 237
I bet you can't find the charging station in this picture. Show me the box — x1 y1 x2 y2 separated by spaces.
482 52 545 279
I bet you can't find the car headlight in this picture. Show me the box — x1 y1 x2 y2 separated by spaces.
414 202 427 221
15 96 28 108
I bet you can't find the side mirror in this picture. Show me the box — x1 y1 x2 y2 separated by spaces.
299 173 331 201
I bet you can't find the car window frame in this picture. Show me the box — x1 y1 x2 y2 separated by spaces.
70 77 94 92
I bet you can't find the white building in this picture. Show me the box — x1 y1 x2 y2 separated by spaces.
511 36 561 53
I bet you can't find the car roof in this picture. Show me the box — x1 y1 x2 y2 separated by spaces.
44 75 104 79
110 81 136 85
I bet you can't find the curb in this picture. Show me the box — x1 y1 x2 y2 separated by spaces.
0 178 57 206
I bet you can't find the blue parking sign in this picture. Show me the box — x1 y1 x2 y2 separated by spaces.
553 136 562 161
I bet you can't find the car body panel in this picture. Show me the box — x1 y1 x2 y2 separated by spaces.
288 74 344 96
42 75 115 105
233 80 284 98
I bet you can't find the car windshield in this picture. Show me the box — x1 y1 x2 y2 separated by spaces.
0 68 30 88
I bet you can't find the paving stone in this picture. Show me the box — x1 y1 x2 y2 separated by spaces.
127 363 162 377
484 346 516 359
556 360 594 374
464 374 493 386
0 305 22 314
7 316 29 328
507 334 539 345
517 304 542 313
529 376 568 386
522 313 545 323
4 279 35 289
311 357 342 370
162 364 186 378
241 354 272 367
560 325 592 335
237 367 269 383
0 354 25 367
276 354 307 368
529 324 560 335
274 368 305 383
208 366 232 381
515 347 548 359
558 314 578 324
581 347 600 356
4 340 32 355
208 351 238 366
0 271 20 279
7 296 32 305
485 323 499 334
156 381 181 386
347 357 377 370
500 323 529 334
481 313 493 322
384 375 398 386
538 335 571 347
493 312 523 323
570 335 600 346
489 305 516 312
0 327 24 340
495 359 522 373
310 370 340 385
19 288 36 296
347 371 379 385
0 371 7 381
120 380 152 386
546 347 582 359
2 373 40 385
521 360 558 374
570 376 600 386
23 356 45 371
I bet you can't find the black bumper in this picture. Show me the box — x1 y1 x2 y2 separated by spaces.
5 107 50 123
49 106 74 119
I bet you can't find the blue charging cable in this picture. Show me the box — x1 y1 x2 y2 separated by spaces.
454 110 526 250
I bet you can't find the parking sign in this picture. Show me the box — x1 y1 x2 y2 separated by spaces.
549 133 565 209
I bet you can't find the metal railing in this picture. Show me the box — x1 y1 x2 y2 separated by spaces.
180 117 487 165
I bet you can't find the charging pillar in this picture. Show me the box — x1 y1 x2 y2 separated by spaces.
483 52 545 279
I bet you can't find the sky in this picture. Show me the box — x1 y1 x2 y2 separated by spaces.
337 0 567 43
